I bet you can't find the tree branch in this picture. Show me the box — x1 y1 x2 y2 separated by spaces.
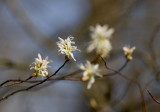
0 59 69 102
147 90 160 104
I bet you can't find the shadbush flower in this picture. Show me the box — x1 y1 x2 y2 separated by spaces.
87 24 114 57
30 53 51 77
123 45 136 61
79 60 102 89
57 36 79 61
90 24 114 40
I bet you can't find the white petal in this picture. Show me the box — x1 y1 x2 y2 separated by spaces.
79 64 85 70
38 53 42 61
87 76 95 89
70 53 76 61
83 72 88 77
95 73 102 77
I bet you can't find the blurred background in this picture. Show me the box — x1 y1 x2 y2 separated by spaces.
0 0 160 112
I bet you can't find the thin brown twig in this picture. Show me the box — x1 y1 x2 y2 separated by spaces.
103 59 129 76
101 57 138 84
0 76 81 85
0 73 81 88
0 76 33 88
147 90 160 104
0 59 69 102
0 80 15 87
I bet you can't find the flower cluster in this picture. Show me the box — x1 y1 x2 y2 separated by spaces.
79 61 102 89
57 36 80 61
87 24 114 57
123 45 136 61
30 36 79 77
0 23 141 103
30 53 51 77
29 26 135 90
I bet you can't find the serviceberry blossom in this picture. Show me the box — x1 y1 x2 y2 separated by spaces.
79 61 102 89
123 45 136 61
57 36 79 61
87 24 114 57
30 53 51 77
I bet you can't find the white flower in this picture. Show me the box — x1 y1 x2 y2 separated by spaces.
30 53 52 77
90 24 114 40
87 24 114 57
123 45 136 61
57 36 80 61
79 61 102 89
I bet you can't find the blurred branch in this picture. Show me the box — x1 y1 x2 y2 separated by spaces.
148 25 160 70
5 0 55 53
143 70 160 92
0 58 28 71
111 70 140 107
103 59 129 76
101 57 147 112
75 0 139 37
